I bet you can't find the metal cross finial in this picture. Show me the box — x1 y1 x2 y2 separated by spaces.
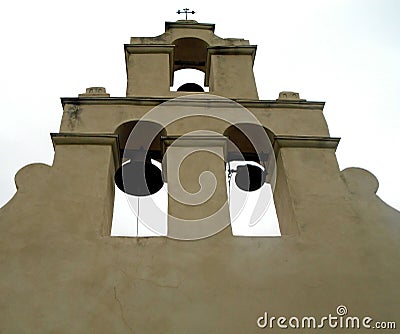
177 8 195 20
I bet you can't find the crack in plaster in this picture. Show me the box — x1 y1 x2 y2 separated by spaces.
113 286 134 333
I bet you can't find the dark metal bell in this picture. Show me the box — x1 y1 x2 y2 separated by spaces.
114 160 164 196
235 164 266 192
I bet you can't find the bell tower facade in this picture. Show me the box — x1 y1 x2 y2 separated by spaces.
0 20 399 333
125 20 258 99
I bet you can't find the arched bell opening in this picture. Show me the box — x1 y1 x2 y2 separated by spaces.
223 123 280 236
114 120 167 196
223 123 276 189
170 37 209 93
111 120 168 237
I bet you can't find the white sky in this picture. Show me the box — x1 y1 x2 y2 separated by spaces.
0 0 399 211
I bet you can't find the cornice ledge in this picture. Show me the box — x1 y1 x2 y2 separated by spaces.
273 135 340 155
51 133 120 167
165 21 215 32
124 44 175 54
236 99 325 110
60 97 325 110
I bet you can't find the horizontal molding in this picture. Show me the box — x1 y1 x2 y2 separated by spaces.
165 21 215 32
273 135 340 155
49 133 339 166
207 45 257 56
60 96 325 110
51 133 120 167
124 44 175 54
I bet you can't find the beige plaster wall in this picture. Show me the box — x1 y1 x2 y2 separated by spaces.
60 99 329 137
126 53 171 97
0 20 399 333
208 54 258 99
1 148 399 332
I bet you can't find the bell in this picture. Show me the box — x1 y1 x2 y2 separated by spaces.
235 164 266 192
114 160 164 196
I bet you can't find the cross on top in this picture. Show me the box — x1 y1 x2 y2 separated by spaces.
177 8 195 20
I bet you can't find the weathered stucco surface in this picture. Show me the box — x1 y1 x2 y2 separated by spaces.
0 20 399 333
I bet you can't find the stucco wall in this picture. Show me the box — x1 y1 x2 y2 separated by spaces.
0 20 398 333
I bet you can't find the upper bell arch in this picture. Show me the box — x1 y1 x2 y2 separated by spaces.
172 37 208 72
125 20 258 99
